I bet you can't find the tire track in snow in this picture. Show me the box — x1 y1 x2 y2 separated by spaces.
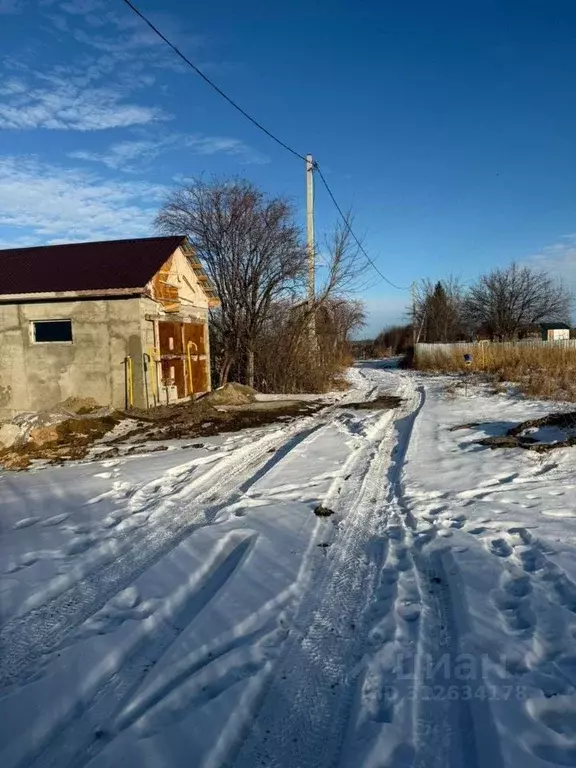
14 531 257 768
230 372 414 768
0 387 373 695
383 383 505 768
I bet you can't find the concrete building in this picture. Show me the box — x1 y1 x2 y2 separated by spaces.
0 236 219 418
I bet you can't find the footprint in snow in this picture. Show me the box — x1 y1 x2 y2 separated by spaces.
508 526 533 544
111 586 141 610
13 516 41 530
489 538 513 557
503 574 532 597
542 509 576 518
5 551 40 572
64 535 98 556
528 696 576 764
41 513 70 527
519 547 541 573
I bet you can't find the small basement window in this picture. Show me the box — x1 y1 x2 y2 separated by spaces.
32 320 73 343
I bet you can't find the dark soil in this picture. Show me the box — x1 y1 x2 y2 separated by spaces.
476 410 576 452
122 400 322 443
3 386 405 472
449 422 482 432
0 397 324 471
314 505 335 517
341 395 402 410
0 414 122 469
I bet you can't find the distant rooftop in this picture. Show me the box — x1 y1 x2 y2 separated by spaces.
539 322 571 330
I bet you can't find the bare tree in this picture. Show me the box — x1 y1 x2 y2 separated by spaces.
315 214 368 302
465 263 572 340
155 178 307 387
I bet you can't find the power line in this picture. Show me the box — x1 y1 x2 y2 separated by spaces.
119 0 307 163
119 0 409 291
315 166 411 291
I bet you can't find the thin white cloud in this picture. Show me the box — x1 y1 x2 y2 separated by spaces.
185 135 267 163
69 133 268 171
59 0 103 14
0 77 168 131
49 0 203 70
0 156 166 242
526 234 576 293
0 0 178 132
0 0 25 13
69 140 161 171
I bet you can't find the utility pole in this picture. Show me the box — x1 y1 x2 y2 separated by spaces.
306 153 316 345
411 281 417 345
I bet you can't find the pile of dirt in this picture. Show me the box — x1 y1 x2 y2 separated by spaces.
200 382 257 407
0 414 121 470
58 396 102 415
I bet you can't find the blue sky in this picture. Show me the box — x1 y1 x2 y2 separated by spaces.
1 0 575 335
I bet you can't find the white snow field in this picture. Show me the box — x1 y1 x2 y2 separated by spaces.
2 362 576 768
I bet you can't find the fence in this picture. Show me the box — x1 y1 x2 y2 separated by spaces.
415 339 576 369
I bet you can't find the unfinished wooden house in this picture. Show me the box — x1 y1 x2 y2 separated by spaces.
0 236 219 417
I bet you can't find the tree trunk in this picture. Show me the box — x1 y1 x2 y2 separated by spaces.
246 349 255 389
219 357 232 387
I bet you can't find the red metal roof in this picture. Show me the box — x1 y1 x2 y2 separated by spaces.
0 236 185 296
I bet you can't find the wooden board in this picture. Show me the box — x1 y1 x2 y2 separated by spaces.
158 321 183 355
183 323 208 393
161 358 186 399
183 323 206 355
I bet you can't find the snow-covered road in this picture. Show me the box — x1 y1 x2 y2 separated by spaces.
2 363 576 768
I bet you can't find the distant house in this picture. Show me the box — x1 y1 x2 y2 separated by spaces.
0 236 219 418
539 322 571 342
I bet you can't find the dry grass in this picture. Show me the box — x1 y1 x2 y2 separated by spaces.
416 344 576 401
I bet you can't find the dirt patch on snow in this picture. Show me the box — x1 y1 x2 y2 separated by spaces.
475 411 576 452
340 394 403 410
123 399 322 443
0 389 325 471
0 415 121 470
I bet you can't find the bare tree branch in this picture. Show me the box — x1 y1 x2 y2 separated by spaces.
156 177 307 386
465 263 572 340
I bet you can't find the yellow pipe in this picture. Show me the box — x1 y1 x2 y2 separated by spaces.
147 347 158 400
187 341 198 397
